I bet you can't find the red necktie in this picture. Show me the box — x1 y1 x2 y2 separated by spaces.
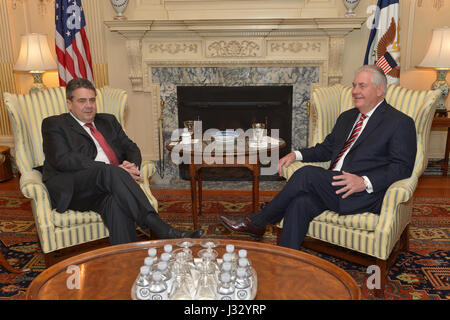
330 113 367 170
85 123 119 166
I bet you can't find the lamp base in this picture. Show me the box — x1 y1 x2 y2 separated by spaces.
29 71 47 94
432 69 449 110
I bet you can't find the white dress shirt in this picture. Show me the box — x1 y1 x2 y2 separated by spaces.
294 101 384 193
70 112 111 164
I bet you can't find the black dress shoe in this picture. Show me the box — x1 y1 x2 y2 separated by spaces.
163 228 205 239
219 215 265 238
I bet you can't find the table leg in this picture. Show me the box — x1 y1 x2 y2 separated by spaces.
443 127 450 176
252 165 260 213
198 168 203 216
189 164 198 230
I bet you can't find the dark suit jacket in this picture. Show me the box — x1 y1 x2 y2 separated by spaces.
300 100 417 212
41 112 141 212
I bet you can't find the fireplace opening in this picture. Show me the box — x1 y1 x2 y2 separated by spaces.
177 85 293 181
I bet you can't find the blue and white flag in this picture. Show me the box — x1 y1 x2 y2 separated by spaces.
364 0 400 84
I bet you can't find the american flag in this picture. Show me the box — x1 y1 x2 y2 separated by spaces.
55 0 94 86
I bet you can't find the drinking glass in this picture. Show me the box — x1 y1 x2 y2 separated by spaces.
252 122 266 145
183 120 195 135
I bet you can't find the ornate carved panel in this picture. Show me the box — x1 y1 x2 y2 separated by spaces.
205 39 263 58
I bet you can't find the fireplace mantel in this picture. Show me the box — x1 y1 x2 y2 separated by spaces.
105 17 366 91
104 18 365 35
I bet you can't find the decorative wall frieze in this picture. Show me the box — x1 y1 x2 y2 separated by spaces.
270 40 322 54
147 42 199 55
206 40 262 58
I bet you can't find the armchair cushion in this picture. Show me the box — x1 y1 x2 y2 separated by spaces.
314 210 379 231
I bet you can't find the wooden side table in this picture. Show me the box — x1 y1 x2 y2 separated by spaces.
429 116 450 176
168 138 286 229
0 146 13 182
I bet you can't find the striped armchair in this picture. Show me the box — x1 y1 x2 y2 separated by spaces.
3 87 158 261
278 84 440 297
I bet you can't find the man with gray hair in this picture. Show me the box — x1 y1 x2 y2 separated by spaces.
220 65 417 249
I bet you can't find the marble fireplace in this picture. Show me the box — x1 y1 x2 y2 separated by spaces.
105 16 366 183
154 66 316 181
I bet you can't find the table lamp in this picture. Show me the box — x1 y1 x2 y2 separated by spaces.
417 27 450 116
13 33 57 94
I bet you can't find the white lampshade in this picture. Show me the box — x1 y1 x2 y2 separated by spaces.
14 33 57 72
417 27 450 70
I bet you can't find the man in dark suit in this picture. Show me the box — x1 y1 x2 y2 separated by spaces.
220 65 417 250
42 78 204 245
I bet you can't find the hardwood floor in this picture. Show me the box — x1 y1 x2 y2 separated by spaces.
414 175 450 198
1 173 449 197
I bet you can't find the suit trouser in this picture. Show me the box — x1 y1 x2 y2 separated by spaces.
251 166 382 250
67 164 171 245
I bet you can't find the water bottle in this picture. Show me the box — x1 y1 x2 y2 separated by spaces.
225 244 238 264
144 256 155 272
148 271 168 300
238 258 252 277
147 248 158 264
164 244 173 261
157 261 173 292
238 257 257 297
217 272 235 300
135 266 151 300
234 267 251 300
160 252 171 267
220 261 235 281
238 249 252 266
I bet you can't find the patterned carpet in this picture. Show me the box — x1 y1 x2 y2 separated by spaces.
0 189 448 300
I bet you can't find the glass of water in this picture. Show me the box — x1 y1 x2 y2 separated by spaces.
252 122 266 144
183 120 195 136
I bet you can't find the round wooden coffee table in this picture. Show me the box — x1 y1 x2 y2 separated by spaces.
26 239 361 300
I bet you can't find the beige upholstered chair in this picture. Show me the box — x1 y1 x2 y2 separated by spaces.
277 84 441 297
3 87 158 265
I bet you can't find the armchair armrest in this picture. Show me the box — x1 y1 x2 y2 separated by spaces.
374 175 418 259
19 170 55 231
139 160 159 212
376 175 418 229
140 160 157 188
280 160 330 180
19 170 51 201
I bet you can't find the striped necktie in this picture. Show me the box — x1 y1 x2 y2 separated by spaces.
85 123 119 166
330 113 367 170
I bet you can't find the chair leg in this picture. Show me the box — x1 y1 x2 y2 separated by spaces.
374 259 387 298
402 224 410 252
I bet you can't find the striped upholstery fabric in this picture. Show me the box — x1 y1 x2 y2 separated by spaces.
3 87 158 254
279 84 440 260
